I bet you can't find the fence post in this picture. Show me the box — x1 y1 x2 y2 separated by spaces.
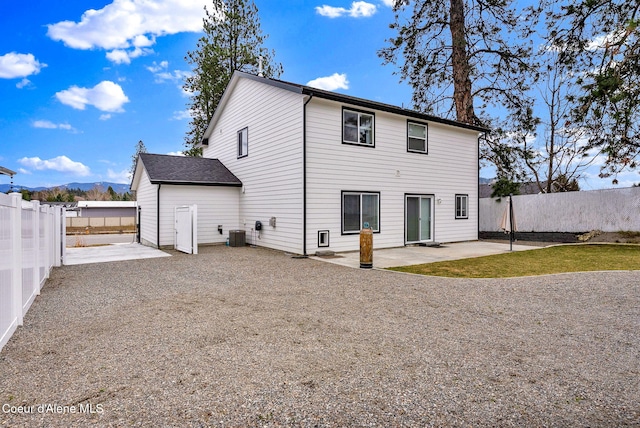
32 200 40 294
61 207 66 265
53 206 62 267
43 205 51 281
10 193 23 326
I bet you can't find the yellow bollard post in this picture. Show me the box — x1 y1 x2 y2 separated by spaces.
360 222 373 269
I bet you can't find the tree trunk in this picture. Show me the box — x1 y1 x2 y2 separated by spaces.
449 0 476 125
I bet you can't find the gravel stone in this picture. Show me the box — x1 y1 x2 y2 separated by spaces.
1 245 638 427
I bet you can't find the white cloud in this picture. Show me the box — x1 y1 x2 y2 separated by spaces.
0 52 47 79
166 151 185 156
32 120 77 132
99 114 112 121
105 50 132 64
380 0 394 6
18 155 91 176
316 1 377 18
107 168 131 184
47 0 206 64
307 73 350 91
350 1 377 16
56 81 129 112
16 78 31 89
147 60 191 83
171 109 192 120
315 5 347 18
32 120 57 129
18 168 31 175
587 29 629 51
106 47 153 64
147 60 169 73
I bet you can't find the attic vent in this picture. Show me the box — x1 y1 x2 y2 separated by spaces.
202 137 209 146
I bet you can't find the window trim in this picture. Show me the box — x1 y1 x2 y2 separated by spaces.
404 193 436 244
341 191 381 234
237 127 248 158
318 230 330 248
342 107 375 148
455 194 469 219
407 120 428 154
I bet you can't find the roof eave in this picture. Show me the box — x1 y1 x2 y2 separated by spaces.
148 179 242 187
300 87 489 133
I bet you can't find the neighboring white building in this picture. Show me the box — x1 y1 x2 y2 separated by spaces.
75 201 138 218
132 71 486 254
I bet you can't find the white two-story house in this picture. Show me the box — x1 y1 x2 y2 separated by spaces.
132 71 486 255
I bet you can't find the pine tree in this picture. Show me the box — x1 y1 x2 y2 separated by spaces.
183 0 283 156
379 0 541 181
129 140 147 180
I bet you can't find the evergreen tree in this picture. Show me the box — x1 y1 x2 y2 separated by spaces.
183 0 283 156
130 140 147 179
379 0 541 181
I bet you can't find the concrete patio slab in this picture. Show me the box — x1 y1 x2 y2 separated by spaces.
64 242 171 265
311 240 542 269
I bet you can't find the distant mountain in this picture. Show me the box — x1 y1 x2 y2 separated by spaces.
479 177 493 184
0 182 130 194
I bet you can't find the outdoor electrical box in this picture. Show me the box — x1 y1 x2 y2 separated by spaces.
255 220 262 231
229 230 246 247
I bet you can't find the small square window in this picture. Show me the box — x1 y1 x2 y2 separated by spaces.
318 230 330 247
237 127 248 158
407 121 427 153
343 109 374 147
455 194 469 219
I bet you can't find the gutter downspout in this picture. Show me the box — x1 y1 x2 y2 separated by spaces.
157 183 161 249
302 94 314 257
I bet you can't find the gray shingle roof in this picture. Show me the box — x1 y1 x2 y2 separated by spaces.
139 153 241 186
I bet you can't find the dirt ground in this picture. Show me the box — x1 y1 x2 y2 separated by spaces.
483 231 640 247
1 246 638 427
586 231 640 244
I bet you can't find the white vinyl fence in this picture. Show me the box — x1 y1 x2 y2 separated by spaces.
1 193 65 352
480 186 640 233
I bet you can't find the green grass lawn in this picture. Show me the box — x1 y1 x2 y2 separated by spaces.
388 244 640 278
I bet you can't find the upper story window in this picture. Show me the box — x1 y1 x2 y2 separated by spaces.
343 108 374 147
407 121 428 154
455 194 469 219
237 127 248 158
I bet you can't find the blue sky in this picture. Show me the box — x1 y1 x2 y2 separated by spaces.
0 0 634 190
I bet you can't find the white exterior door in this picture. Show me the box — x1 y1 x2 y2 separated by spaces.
174 205 198 254
406 195 434 244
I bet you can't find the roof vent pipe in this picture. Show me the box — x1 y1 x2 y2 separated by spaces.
258 56 264 77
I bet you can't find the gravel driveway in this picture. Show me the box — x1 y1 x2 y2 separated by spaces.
1 245 638 427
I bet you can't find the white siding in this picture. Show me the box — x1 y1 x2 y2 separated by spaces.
204 77 305 254
136 169 158 247
157 185 239 247
305 98 479 253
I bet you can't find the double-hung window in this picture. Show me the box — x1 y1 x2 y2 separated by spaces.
342 191 380 234
407 121 428 153
237 127 248 158
343 109 374 147
455 194 469 219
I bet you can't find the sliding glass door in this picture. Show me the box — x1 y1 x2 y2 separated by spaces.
406 195 433 243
